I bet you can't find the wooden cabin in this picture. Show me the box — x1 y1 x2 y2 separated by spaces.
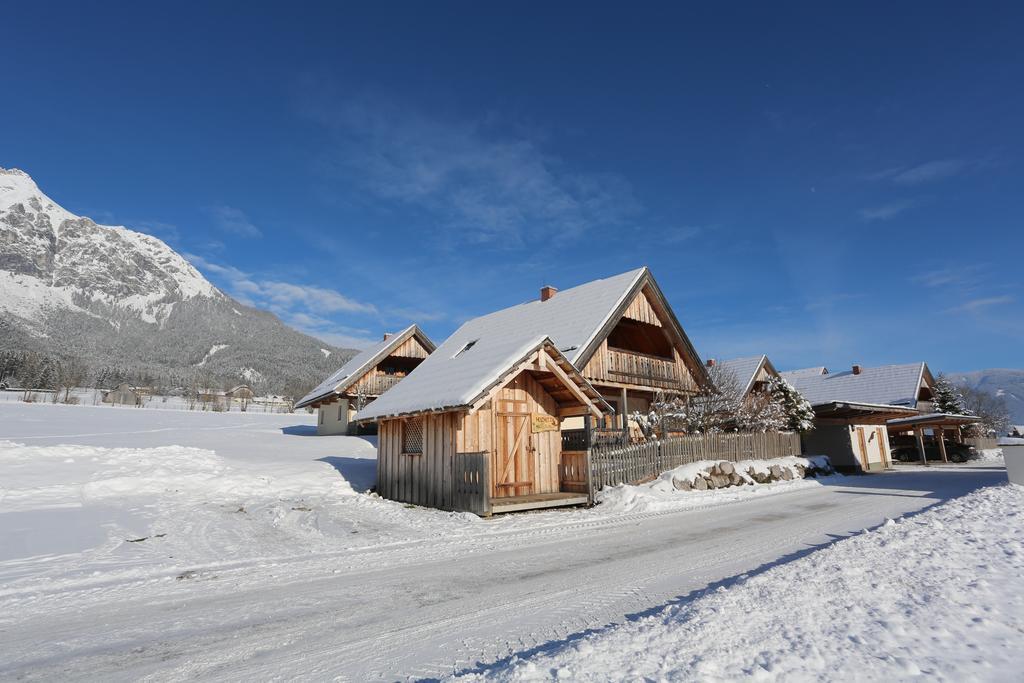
355 267 712 514
711 355 780 401
295 325 435 435
359 339 610 515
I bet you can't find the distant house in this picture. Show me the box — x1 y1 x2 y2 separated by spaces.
710 354 781 402
782 362 977 471
295 325 436 435
354 267 712 514
225 385 255 401
102 382 142 406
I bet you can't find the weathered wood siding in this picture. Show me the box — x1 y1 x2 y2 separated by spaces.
377 411 459 508
458 371 563 498
622 290 662 326
582 339 698 393
348 335 431 396
390 335 430 359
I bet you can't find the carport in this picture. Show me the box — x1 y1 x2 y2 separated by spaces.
886 413 982 465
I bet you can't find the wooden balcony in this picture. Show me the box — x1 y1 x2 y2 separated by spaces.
351 373 404 397
606 347 684 390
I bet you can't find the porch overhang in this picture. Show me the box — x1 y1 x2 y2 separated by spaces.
886 412 981 430
812 401 918 423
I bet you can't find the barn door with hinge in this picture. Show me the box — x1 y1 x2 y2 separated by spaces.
494 410 534 498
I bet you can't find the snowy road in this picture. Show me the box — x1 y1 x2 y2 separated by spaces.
1 413 1005 683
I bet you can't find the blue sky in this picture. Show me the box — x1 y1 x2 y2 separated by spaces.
3 2 1022 373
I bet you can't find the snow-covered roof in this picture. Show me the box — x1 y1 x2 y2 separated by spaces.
356 267 698 421
356 336 611 421
715 355 776 396
786 363 930 409
294 325 435 409
780 366 829 379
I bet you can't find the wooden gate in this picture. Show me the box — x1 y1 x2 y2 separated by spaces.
494 411 534 498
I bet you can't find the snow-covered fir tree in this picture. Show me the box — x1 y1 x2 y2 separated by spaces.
932 373 971 415
770 377 815 432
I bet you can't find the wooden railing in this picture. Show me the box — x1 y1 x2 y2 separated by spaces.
606 348 682 389
589 432 803 491
355 373 404 396
453 451 491 516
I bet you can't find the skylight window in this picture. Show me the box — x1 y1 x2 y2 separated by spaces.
454 339 478 357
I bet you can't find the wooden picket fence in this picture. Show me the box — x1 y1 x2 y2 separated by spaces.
589 431 802 492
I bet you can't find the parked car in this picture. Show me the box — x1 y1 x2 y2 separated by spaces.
891 442 976 463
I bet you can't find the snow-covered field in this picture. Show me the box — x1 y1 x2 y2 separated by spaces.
0 388 295 413
0 402 1015 680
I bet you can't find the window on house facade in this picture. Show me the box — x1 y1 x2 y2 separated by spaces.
319 408 324 425
402 417 424 454
338 403 344 421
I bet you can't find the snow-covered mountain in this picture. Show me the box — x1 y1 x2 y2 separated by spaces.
953 368 1024 425
0 168 356 392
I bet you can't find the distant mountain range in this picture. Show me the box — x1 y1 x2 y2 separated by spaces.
953 368 1024 426
0 167 356 394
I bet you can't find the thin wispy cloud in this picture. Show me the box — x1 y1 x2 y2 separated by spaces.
947 295 1014 314
867 159 966 185
860 199 917 221
183 253 381 347
208 204 262 238
302 93 641 247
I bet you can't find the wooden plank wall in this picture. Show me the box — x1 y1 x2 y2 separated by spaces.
460 372 562 498
390 335 430 359
377 412 459 509
621 290 662 326
377 370 582 509
350 335 430 395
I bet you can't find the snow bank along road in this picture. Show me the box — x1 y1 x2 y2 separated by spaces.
463 483 1024 682
0 403 1011 681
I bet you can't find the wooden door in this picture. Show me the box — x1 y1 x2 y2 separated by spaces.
494 411 534 498
876 427 890 469
855 427 870 470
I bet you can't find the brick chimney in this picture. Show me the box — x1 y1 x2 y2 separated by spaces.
852 364 862 375
540 285 558 302
382 332 392 341
706 358 716 367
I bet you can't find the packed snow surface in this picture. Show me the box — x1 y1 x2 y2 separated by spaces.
463 483 1024 682
0 402 1013 680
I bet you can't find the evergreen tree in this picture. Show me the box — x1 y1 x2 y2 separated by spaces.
932 373 970 415
770 377 815 432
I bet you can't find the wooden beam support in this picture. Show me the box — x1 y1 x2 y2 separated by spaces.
543 350 605 419
915 427 928 466
620 386 628 432
937 427 949 463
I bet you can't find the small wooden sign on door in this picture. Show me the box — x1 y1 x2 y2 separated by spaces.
531 413 559 433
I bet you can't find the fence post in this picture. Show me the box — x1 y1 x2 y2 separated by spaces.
585 447 594 505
